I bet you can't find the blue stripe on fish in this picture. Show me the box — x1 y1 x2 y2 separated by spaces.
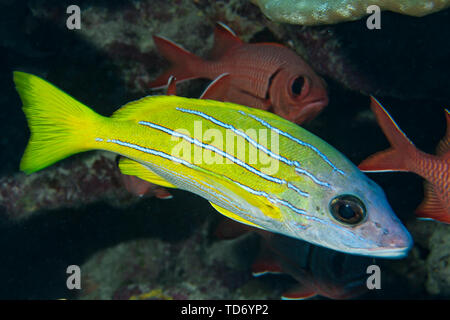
138 120 310 198
176 107 332 188
105 137 310 222
105 138 193 167
237 110 345 175
102 138 361 241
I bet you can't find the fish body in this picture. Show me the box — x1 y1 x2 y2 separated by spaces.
359 97 450 223
150 23 328 124
14 71 411 257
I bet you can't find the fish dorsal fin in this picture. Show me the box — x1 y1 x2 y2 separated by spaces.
111 95 182 121
209 202 260 228
436 109 450 155
210 22 243 60
112 96 159 120
118 157 177 189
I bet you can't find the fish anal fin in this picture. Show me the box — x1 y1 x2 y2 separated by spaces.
119 158 177 189
415 183 450 224
210 22 243 60
209 202 260 228
149 35 202 89
281 284 317 300
200 73 231 100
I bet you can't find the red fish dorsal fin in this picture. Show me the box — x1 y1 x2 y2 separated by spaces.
210 22 243 60
358 96 418 172
436 109 450 155
149 35 203 89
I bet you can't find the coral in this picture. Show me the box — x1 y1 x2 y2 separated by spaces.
425 224 450 295
129 288 173 300
77 228 283 300
0 152 167 221
252 0 450 25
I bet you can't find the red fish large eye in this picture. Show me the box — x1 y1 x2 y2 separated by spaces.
291 76 305 96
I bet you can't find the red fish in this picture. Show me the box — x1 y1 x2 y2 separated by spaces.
359 96 450 223
215 219 369 300
150 22 329 124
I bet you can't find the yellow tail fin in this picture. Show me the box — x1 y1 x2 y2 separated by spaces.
14 71 104 174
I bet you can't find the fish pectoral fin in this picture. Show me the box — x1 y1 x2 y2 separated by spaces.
209 202 260 229
192 165 282 225
118 157 177 189
200 73 231 100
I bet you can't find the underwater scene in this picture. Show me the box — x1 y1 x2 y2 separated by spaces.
0 0 449 301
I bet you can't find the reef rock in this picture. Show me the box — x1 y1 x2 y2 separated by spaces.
252 0 450 25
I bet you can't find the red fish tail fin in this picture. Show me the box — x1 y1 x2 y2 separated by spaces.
415 183 450 224
436 109 450 155
150 35 204 88
358 96 419 173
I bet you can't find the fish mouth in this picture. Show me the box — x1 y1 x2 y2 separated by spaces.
367 246 411 259
303 97 328 111
294 98 328 123
346 244 412 259
338 247 410 259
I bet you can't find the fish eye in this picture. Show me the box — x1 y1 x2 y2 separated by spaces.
329 195 366 225
291 76 305 96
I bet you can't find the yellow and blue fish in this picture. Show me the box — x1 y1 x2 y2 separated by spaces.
14 71 412 257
